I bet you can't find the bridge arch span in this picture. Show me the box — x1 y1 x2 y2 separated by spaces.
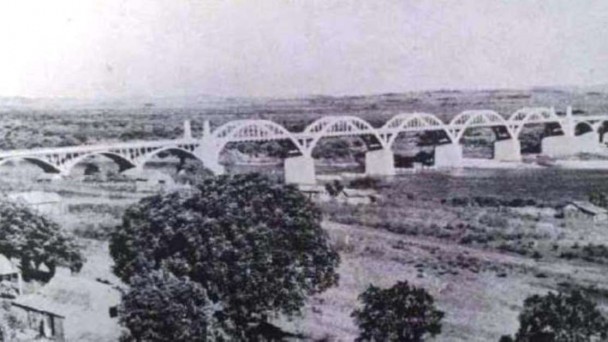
508 107 563 138
382 113 452 148
135 146 207 170
449 110 511 142
303 116 385 154
212 120 305 156
0 157 62 174
61 151 136 176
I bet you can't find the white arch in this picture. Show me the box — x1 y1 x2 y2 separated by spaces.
0 156 61 174
135 146 205 168
508 107 563 137
449 110 511 142
382 112 452 147
212 120 305 155
60 151 136 176
303 115 385 154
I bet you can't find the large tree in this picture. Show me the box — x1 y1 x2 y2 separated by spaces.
110 173 340 338
0 199 84 277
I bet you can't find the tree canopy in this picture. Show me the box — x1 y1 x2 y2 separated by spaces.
0 199 84 277
352 281 444 342
110 173 340 338
119 269 223 342
510 290 608 342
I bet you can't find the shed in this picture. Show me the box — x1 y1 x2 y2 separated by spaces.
563 201 608 222
0 254 22 297
298 184 378 205
12 270 122 342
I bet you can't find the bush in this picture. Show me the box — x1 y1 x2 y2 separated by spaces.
506 290 608 341
352 281 444 341
349 176 380 190
110 174 340 339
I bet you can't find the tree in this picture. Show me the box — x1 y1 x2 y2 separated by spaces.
110 173 340 339
352 281 444 342
508 290 608 342
0 200 84 277
83 163 100 176
119 268 224 342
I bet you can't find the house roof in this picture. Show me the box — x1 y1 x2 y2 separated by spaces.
0 254 18 275
13 273 121 318
8 191 62 205
567 201 608 216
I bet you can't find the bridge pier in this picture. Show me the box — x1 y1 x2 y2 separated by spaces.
284 155 316 184
434 143 462 168
541 132 601 157
494 139 522 162
193 143 225 175
365 149 395 176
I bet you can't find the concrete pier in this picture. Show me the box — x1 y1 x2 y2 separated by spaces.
541 132 601 157
284 155 316 184
365 149 395 176
193 144 225 174
494 139 522 161
434 143 462 168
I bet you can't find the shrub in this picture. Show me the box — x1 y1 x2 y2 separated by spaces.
506 290 608 342
349 176 380 190
352 281 444 341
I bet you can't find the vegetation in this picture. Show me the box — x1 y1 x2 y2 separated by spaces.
110 174 340 339
502 290 608 342
589 191 608 208
118 269 220 342
351 281 444 342
0 199 84 278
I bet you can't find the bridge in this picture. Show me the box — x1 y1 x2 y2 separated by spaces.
0 106 607 184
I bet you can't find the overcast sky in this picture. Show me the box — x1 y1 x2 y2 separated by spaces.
0 0 607 99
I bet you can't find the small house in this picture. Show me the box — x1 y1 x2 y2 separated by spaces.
0 254 22 298
12 269 122 342
298 184 378 205
563 201 608 223
8 191 65 217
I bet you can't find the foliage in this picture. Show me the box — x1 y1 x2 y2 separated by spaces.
588 191 608 208
325 180 345 197
0 199 84 277
352 281 444 342
83 163 100 176
349 176 381 190
175 158 214 185
110 173 340 338
119 269 224 342
507 290 608 342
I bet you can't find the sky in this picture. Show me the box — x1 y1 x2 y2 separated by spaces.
0 0 607 99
